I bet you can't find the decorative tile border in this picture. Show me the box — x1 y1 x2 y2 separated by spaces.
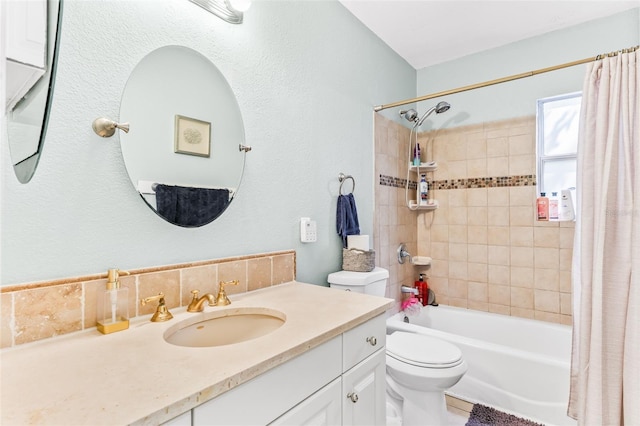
1 250 297 348
379 175 417 190
380 174 536 190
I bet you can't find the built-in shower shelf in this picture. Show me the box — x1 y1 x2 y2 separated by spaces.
409 200 439 210
409 162 438 173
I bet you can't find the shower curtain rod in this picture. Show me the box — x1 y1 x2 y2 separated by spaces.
373 45 639 112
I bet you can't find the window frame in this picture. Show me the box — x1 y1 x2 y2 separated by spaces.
535 91 581 196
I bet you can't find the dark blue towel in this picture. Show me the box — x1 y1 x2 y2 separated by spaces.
155 184 230 227
336 193 360 248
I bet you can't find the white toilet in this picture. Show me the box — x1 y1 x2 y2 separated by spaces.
328 267 467 426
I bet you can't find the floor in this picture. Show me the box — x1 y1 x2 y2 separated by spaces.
448 411 469 426
387 402 470 425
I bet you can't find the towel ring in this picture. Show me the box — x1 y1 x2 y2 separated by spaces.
338 173 355 195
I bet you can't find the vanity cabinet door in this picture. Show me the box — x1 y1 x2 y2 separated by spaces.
5 0 47 110
6 0 46 66
192 336 341 426
162 410 192 426
341 349 386 426
270 377 342 426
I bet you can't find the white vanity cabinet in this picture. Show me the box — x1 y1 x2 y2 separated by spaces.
270 377 343 425
187 314 386 426
5 0 47 110
163 411 192 426
192 336 342 426
341 314 387 426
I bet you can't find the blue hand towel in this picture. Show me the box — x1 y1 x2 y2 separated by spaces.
336 193 360 248
155 184 230 227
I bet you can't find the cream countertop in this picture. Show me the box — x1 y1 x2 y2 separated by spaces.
0 282 393 425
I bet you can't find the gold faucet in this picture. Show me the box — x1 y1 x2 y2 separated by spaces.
140 292 173 322
216 280 239 306
187 290 216 312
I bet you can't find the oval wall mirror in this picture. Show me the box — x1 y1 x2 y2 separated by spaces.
119 45 247 227
6 0 63 183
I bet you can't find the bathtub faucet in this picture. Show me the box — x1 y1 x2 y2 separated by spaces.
401 285 419 295
397 243 412 264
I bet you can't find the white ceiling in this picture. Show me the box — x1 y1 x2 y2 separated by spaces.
339 0 640 69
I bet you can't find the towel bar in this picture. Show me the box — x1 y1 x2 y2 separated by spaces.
338 173 355 195
137 180 235 200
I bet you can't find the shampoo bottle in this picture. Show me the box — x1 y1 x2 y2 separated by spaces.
419 174 429 206
97 269 130 334
415 273 428 306
413 143 421 166
536 192 549 221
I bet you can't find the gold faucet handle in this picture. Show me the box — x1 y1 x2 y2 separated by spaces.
140 292 173 322
216 280 239 306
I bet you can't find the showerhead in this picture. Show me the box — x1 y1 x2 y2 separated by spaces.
435 101 451 114
399 109 418 123
416 101 451 127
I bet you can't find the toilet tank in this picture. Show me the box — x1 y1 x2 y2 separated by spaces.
327 267 389 296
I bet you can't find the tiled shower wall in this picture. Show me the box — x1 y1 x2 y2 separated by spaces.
374 113 574 324
374 114 416 311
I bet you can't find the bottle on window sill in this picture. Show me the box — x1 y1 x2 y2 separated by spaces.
537 192 549 221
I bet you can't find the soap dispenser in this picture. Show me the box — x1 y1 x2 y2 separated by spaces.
97 269 130 334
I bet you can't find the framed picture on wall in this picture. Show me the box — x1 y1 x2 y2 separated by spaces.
174 115 211 158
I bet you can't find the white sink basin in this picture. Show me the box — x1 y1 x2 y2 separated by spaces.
163 307 286 348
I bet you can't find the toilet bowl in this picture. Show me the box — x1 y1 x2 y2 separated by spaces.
386 331 467 426
327 268 467 426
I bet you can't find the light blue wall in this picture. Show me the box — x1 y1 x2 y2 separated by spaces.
415 8 640 129
1 0 416 286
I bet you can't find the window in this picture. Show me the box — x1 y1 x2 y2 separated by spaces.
536 92 581 199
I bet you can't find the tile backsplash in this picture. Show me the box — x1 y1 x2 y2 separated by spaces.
1 250 296 348
374 113 573 325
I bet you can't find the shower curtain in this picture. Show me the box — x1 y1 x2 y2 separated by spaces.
569 48 639 425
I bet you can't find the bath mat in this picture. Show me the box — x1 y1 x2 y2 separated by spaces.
465 404 545 426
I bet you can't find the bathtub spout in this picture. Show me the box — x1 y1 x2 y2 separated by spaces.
401 285 419 295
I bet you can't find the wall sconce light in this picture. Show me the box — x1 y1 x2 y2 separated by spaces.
188 0 252 24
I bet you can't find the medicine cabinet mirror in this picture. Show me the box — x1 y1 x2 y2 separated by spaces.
6 0 62 183
119 45 247 227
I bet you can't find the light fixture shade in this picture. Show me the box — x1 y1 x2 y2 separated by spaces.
227 0 251 12
188 0 246 24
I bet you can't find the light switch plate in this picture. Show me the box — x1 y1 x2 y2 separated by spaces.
300 217 317 242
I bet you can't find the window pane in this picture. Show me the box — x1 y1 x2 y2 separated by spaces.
542 95 581 156
542 158 576 194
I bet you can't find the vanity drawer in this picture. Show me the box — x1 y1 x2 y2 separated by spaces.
342 314 386 371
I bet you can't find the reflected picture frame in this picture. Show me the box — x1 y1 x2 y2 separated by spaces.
174 114 211 157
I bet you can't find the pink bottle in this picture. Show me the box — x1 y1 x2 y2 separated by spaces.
537 192 549 221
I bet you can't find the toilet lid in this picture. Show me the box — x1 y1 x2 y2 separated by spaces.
386 332 463 368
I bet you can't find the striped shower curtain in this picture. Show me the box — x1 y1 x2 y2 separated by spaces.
569 48 639 425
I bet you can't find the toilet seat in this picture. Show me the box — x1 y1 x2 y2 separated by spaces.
386 332 463 369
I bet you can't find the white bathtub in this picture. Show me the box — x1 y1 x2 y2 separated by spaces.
386 305 576 426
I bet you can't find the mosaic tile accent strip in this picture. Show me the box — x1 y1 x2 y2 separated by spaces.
379 175 417 190
380 174 536 190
